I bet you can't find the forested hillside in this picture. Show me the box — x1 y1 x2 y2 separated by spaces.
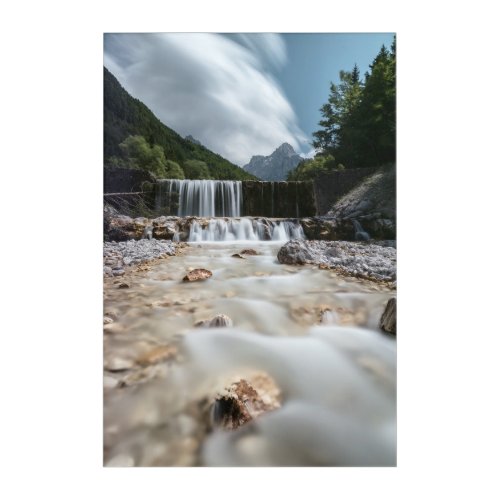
104 67 256 180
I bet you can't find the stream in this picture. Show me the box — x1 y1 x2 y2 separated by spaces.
103 240 396 466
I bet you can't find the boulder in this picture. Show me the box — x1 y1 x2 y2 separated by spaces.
211 377 281 430
379 298 396 335
182 269 213 282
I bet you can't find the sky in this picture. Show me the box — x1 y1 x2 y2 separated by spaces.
104 33 394 166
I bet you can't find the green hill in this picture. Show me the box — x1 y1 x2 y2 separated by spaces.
103 67 256 180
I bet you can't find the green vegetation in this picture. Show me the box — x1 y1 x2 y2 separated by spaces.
288 37 395 180
183 159 212 179
104 67 256 180
287 154 343 181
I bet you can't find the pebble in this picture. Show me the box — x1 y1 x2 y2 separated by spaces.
105 454 135 467
136 345 177 366
112 269 125 276
104 357 135 372
118 283 130 289
209 314 233 327
103 375 119 389
103 240 177 275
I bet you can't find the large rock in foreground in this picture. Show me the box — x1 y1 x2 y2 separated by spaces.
380 298 397 335
277 240 396 283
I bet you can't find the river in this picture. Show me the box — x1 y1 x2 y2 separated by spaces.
103 240 396 466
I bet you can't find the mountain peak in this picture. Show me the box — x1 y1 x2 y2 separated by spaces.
243 143 303 181
274 142 296 155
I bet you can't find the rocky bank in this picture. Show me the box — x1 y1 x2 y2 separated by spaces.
103 239 177 276
327 165 396 240
278 239 396 283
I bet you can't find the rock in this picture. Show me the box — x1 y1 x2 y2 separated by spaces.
194 320 209 328
112 269 125 276
182 268 213 282
103 375 119 389
209 314 233 328
278 240 396 283
379 298 396 335
211 378 280 430
231 253 245 259
152 216 179 240
136 345 177 366
105 454 135 467
118 283 130 289
241 249 258 255
104 357 134 372
103 316 114 324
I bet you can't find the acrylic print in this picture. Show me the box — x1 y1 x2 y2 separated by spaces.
103 33 396 466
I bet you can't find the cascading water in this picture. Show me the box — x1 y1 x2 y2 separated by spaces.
352 219 370 241
188 218 305 242
157 179 242 217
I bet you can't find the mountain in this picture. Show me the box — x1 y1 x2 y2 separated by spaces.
243 143 304 181
103 67 255 180
185 135 202 146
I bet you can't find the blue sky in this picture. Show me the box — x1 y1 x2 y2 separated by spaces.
278 33 394 143
104 33 394 166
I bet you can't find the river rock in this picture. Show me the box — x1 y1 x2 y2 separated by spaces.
241 249 259 255
209 314 233 328
379 298 396 335
211 378 280 430
152 216 179 240
182 269 213 282
105 454 135 467
278 240 396 283
136 345 177 366
104 357 135 372
103 239 177 274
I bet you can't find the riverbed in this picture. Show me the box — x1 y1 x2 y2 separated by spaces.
103 241 396 466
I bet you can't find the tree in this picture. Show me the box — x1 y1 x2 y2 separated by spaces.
118 135 170 178
183 159 211 179
311 36 396 168
312 66 364 160
165 160 185 179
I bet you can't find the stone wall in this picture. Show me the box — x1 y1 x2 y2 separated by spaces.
313 168 378 215
242 181 316 218
104 166 156 194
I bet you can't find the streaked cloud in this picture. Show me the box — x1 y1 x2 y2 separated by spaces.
104 33 308 166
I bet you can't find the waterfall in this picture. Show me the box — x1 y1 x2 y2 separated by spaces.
188 218 305 242
156 179 242 217
352 219 370 241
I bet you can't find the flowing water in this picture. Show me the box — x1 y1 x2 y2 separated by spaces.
187 218 305 242
103 240 396 466
156 179 242 217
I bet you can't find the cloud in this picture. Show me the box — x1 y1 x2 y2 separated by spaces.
104 33 308 166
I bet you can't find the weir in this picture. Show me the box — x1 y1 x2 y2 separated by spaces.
155 179 317 218
156 179 242 217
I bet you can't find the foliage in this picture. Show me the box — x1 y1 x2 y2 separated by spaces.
312 37 396 168
287 154 341 181
183 159 212 179
117 135 169 178
104 67 256 180
165 160 185 179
